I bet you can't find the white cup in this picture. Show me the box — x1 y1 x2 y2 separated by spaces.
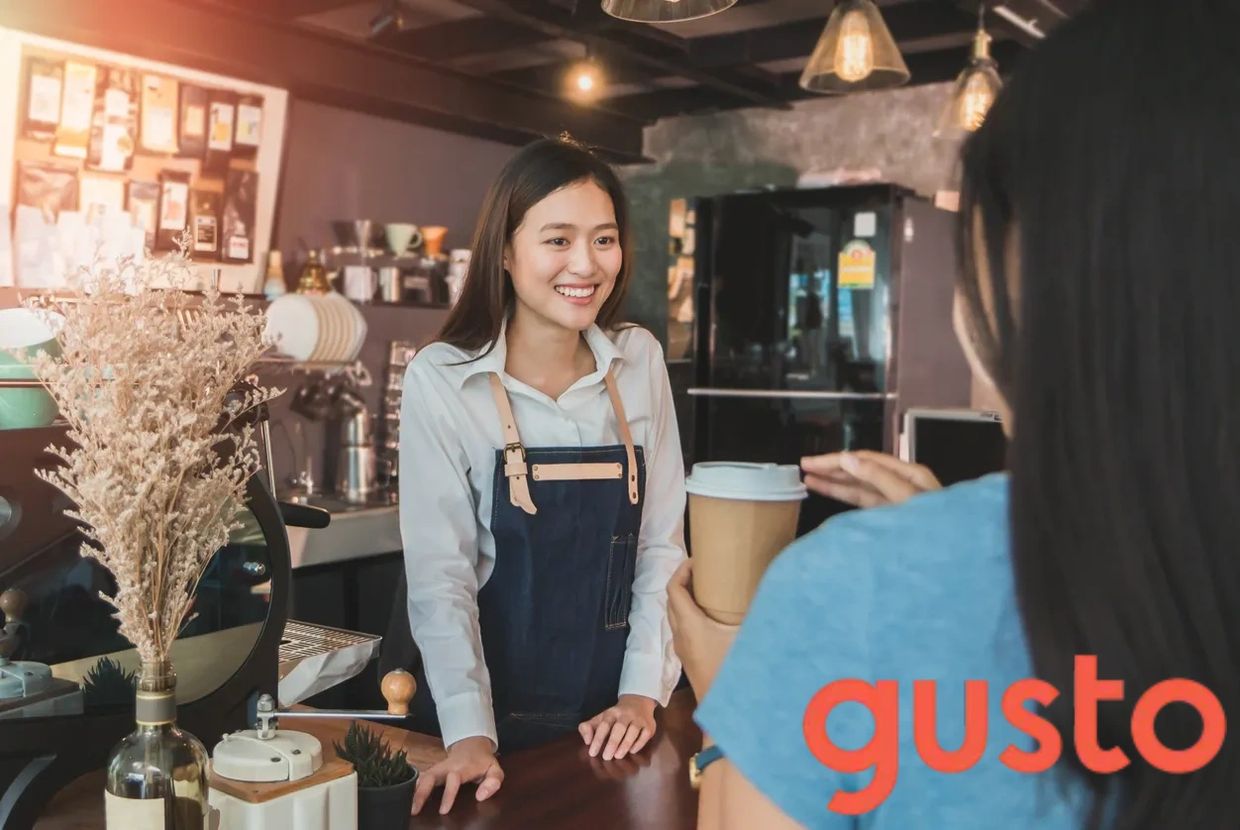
685 462 808 624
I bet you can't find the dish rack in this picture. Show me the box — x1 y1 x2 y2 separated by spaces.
277 619 383 706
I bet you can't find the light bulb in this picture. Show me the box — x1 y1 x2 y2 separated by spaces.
833 9 874 83
960 72 996 131
934 16 1002 138
568 59 604 100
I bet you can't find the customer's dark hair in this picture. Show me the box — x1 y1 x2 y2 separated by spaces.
958 1 1240 827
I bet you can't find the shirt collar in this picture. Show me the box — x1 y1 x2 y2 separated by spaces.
457 320 624 389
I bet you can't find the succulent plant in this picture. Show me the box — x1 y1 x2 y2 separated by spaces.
81 656 138 708
333 721 416 788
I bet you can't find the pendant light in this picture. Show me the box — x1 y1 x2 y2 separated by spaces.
799 0 909 94
935 5 1003 137
601 0 737 24
567 47 606 102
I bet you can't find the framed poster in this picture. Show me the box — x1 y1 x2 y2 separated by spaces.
0 26 288 292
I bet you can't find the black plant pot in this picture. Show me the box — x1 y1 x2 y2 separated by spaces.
358 771 417 830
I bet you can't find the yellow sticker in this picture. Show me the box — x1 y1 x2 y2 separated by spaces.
838 240 876 290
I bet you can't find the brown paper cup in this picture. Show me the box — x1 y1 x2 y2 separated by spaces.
689 493 802 624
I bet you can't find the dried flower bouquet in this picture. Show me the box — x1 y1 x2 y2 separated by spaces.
23 240 281 669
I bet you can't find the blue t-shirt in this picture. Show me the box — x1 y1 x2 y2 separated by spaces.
695 475 1092 829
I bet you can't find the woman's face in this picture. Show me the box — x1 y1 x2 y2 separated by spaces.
504 178 622 334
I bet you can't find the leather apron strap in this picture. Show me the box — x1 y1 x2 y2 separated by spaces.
603 369 640 506
489 366 640 515
489 373 538 515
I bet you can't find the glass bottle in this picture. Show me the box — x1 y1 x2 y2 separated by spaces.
104 660 209 830
263 250 287 300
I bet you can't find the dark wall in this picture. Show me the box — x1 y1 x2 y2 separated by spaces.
274 99 517 257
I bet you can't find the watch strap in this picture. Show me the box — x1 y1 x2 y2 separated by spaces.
689 744 725 788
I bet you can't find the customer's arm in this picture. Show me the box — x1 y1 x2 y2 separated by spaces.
698 760 806 829
670 528 874 830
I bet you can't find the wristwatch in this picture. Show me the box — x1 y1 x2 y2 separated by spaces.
688 745 724 789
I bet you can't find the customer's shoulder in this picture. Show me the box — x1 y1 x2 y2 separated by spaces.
785 474 1010 575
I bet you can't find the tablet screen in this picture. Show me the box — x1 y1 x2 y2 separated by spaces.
908 413 1007 486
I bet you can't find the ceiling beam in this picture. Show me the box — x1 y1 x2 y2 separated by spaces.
447 0 789 109
492 52 783 96
897 37 1025 84
494 54 658 92
608 87 752 121
609 39 1026 121
496 1 995 95
212 0 360 18
0 0 651 161
955 0 1049 47
376 16 551 62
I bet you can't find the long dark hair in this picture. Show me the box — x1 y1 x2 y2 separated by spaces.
436 137 633 355
958 1 1240 827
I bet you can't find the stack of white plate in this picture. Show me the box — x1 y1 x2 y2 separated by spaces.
265 293 367 363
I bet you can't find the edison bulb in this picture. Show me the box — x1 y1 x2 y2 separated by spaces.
960 72 996 131
833 9 874 83
577 71 595 92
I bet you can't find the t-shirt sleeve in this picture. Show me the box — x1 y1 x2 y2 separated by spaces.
694 524 877 830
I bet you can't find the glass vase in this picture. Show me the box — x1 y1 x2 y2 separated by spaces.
104 660 209 829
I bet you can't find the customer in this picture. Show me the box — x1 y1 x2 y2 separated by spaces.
669 0 1240 827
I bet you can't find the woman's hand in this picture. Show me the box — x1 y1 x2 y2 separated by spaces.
411 735 504 815
579 694 657 761
801 450 941 507
667 559 739 702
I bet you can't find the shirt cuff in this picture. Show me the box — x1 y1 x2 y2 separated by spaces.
618 650 678 707
436 690 498 751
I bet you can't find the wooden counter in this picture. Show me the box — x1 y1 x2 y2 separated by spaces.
36 689 701 829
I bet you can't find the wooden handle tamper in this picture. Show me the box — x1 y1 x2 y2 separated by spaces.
381 669 417 716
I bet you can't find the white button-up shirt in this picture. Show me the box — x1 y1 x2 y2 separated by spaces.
398 323 687 749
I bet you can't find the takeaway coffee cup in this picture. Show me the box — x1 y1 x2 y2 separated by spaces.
685 462 808 624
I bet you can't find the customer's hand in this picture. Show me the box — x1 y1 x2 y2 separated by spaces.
579 694 657 760
667 559 739 702
801 450 941 507
411 735 503 815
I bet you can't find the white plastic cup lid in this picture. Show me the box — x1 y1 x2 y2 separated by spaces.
685 461 808 502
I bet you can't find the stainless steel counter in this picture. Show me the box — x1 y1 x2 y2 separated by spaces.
283 494 401 569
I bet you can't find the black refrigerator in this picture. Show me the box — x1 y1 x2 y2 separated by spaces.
678 184 972 535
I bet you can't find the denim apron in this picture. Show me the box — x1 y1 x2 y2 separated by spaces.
407 367 645 751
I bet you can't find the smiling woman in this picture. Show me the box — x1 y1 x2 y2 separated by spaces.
435 138 634 357
381 138 689 817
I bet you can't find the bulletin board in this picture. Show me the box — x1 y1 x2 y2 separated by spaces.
0 27 288 294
